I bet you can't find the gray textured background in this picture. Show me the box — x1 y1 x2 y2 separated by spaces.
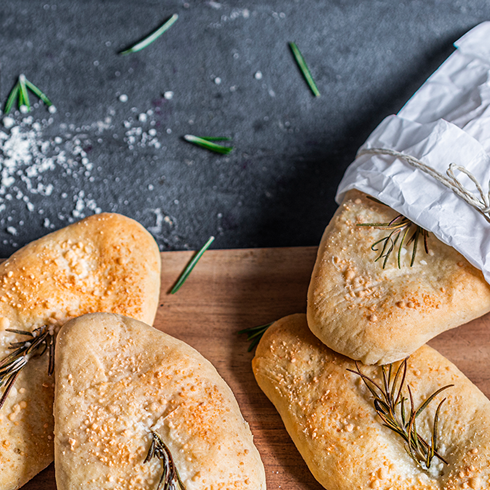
0 1 489 255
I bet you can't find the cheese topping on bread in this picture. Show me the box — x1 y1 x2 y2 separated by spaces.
0 213 161 490
253 314 490 490
54 313 266 490
307 190 490 364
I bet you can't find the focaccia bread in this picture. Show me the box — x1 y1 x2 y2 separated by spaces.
54 313 266 490
307 189 490 365
0 213 161 490
253 313 490 490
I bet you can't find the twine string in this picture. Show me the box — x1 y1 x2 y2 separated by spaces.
356 147 490 222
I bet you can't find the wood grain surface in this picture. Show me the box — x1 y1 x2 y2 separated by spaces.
24 247 490 489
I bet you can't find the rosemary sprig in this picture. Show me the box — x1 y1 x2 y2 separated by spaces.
183 135 233 154
0 325 54 410
357 198 429 268
144 431 186 490
289 42 320 97
3 75 54 114
347 359 453 471
170 236 215 294
238 322 273 352
120 14 179 55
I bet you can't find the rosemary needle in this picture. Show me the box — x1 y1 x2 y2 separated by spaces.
238 322 273 352
289 42 320 97
144 431 186 490
120 14 179 55
4 83 19 114
183 135 233 154
24 79 53 107
18 75 30 112
170 236 215 294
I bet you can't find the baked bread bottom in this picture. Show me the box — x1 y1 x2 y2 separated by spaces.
253 314 490 490
55 313 266 490
307 190 490 364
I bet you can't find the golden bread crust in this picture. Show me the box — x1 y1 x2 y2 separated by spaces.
307 190 490 364
253 313 490 490
54 313 266 490
0 213 161 490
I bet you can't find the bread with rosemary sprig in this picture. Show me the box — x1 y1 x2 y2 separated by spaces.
307 189 490 365
0 213 161 490
54 313 266 490
253 313 490 490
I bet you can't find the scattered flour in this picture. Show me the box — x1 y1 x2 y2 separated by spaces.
123 116 161 150
0 95 165 247
148 207 165 235
147 208 175 244
0 115 96 221
207 1 222 9
209 7 251 28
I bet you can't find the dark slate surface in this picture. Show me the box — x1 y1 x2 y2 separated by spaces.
0 1 489 255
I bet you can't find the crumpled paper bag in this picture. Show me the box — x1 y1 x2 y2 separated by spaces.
337 22 490 282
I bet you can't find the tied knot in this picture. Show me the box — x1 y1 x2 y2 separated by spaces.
356 148 490 223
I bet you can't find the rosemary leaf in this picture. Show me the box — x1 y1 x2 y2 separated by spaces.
24 79 53 107
238 322 273 352
289 42 320 97
120 14 179 55
183 134 233 154
5 329 33 337
19 75 31 112
432 398 445 454
170 236 215 294
4 83 19 114
414 384 453 419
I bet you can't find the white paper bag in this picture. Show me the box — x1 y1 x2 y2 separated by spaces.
337 22 490 283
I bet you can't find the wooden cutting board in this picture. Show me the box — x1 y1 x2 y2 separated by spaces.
25 247 490 490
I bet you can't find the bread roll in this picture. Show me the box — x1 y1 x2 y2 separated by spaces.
54 313 266 490
253 313 490 490
0 213 161 490
307 190 490 364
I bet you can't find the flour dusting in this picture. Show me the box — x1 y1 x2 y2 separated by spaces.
0 97 165 249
